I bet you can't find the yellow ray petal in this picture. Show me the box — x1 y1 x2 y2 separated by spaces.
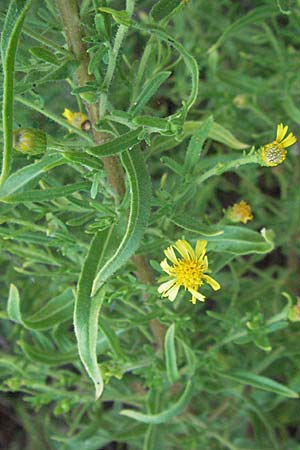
188 288 206 302
166 284 180 302
281 132 296 148
164 245 178 264
203 274 221 291
276 123 288 142
158 279 176 294
160 259 176 275
175 239 195 260
195 240 207 259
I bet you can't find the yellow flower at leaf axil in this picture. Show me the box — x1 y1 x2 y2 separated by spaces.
62 108 91 131
260 123 296 167
158 239 220 304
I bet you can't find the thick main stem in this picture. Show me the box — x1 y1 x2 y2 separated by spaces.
56 0 164 347
56 0 125 198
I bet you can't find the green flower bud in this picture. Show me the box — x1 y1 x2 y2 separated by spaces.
13 128 47 155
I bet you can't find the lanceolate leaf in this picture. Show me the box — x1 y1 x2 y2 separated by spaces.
134 23 198 112
2 181 89 203
204 226 274 255
0 0 33 185
218 370 298 398
165 324 180 384
184 116 214 172
86 128 142 157
171 215 224 237
19 341 78 366
74 231 110 399
129 71 171 115
92 146 151 295
7 284 74 330
0 154 65 199
121 380 194 424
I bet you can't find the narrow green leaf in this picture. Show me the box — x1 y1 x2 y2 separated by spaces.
2 182 89 203
86 128 142 157
171 215 224 237
7 284 24 325
98 7 132 26
134 23 198 111
184 116 214 172
29 46 59 65
204 226 275 255
0 154 65 200
7 285 74 330
25 288 74 330
133 115 170 132
63 151 103 170
0 0 33 185
129 71 171 115
121 380 194 424
74 231 110 399
165 324 180 384
184 121 249 150
152 121 249 155
18 341 78 365
218 370 298 398
150 0 181 21
92 146 151 295
208 5 278 53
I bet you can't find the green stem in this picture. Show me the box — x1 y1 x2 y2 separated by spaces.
15 95 93 143
196 153 259 185
99 0 136 117
0 49 14 186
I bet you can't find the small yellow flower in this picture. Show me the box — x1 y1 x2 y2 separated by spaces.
260 123 296 167
227 200 253 224
158 239 220 304
13 128 47 155
62 108 91 131
288 298 300 322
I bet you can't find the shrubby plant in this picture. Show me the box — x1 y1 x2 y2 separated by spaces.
1 0 300 449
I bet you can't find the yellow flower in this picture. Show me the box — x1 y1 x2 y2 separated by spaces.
158 239 220 304
288 298 300 322
260 123 296 167
62 108 91 131
13 128 47 155
227 200 253 224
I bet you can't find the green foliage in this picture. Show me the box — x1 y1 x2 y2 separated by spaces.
1 0 300 449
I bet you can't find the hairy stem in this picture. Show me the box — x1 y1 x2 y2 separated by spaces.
55 0 162 345
56 0 125 198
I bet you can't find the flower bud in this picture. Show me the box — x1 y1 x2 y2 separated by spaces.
13 128 47 155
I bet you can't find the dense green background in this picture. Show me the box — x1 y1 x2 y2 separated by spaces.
1 0 300 449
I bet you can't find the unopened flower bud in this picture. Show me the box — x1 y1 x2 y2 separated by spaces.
13 128 47 155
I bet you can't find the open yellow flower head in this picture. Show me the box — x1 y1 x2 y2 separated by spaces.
260 123 296 167
13 128 47 155
62 108 91 130
227 200 253 224
158 239 220 305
